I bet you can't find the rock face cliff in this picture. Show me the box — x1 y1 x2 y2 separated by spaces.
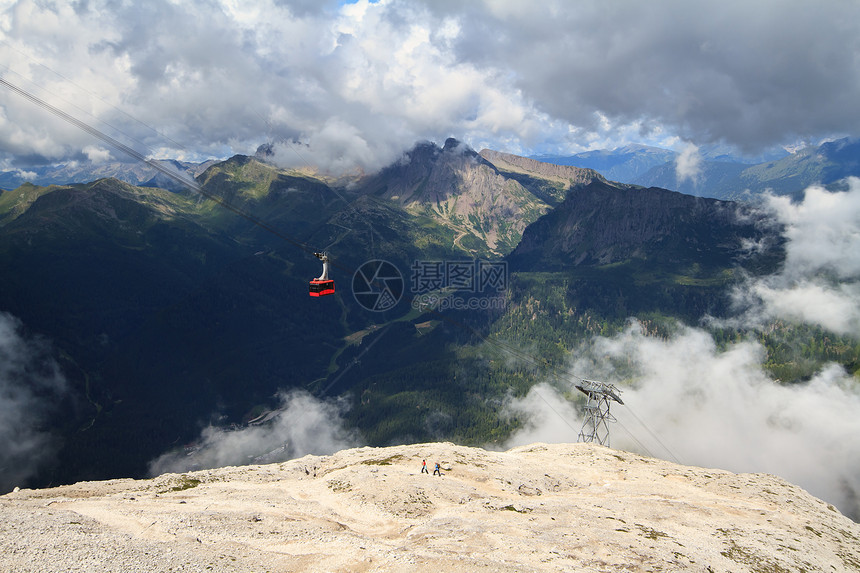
480 148 602 191
2 442 857 572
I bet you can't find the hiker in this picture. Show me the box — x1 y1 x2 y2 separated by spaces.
421 459 429 474
433 462 441 476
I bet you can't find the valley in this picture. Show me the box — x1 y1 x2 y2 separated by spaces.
0 142 858 520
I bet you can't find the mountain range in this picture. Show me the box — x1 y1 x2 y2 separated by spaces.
531 143 680 183
532 137 860 200
1 139 856 506
0 158 217 192
4 136 858 204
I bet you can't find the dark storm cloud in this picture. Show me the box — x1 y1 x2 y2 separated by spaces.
423 0 860 152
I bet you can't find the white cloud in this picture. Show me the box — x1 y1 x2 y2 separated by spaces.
675 142 702 185
735 178 860 337
83 145 112 163
0 312 67 492
749 280 860 337
3 0 859 171
767 180 860 280
147 389 360 476
12 167 36 180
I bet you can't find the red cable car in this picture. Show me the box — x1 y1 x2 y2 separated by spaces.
309 252 335 297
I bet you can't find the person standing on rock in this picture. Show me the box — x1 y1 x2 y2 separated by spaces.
421 459 429 474
433 462 441 476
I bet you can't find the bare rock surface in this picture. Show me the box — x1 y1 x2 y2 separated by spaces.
2 442 859 572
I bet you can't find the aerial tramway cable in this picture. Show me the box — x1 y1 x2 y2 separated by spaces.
0 74 333 265
0 39 188 153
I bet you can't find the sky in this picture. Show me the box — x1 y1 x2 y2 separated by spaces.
1 0 860 173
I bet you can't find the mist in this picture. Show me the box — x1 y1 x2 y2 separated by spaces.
503 383 582 448
0 312 67 492
148 389 360 476
733 177 860 337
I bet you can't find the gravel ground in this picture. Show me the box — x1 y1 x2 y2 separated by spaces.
2 442 859 572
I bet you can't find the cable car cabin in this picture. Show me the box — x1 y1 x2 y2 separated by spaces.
309 278 335 297
309 251 334 297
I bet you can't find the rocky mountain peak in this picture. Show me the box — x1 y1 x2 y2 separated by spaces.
443 136 461 151
2 442 857 572
361 140 556 254
441 137 481 159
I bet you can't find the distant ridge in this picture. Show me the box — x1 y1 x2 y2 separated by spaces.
508 179 769 271
532 137 860 200
481 148 604 187
0 159 216 192
531 143 676 183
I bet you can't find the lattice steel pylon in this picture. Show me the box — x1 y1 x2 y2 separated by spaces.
575 379 624 446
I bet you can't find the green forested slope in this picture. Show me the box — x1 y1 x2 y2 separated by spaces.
2 151 857 490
